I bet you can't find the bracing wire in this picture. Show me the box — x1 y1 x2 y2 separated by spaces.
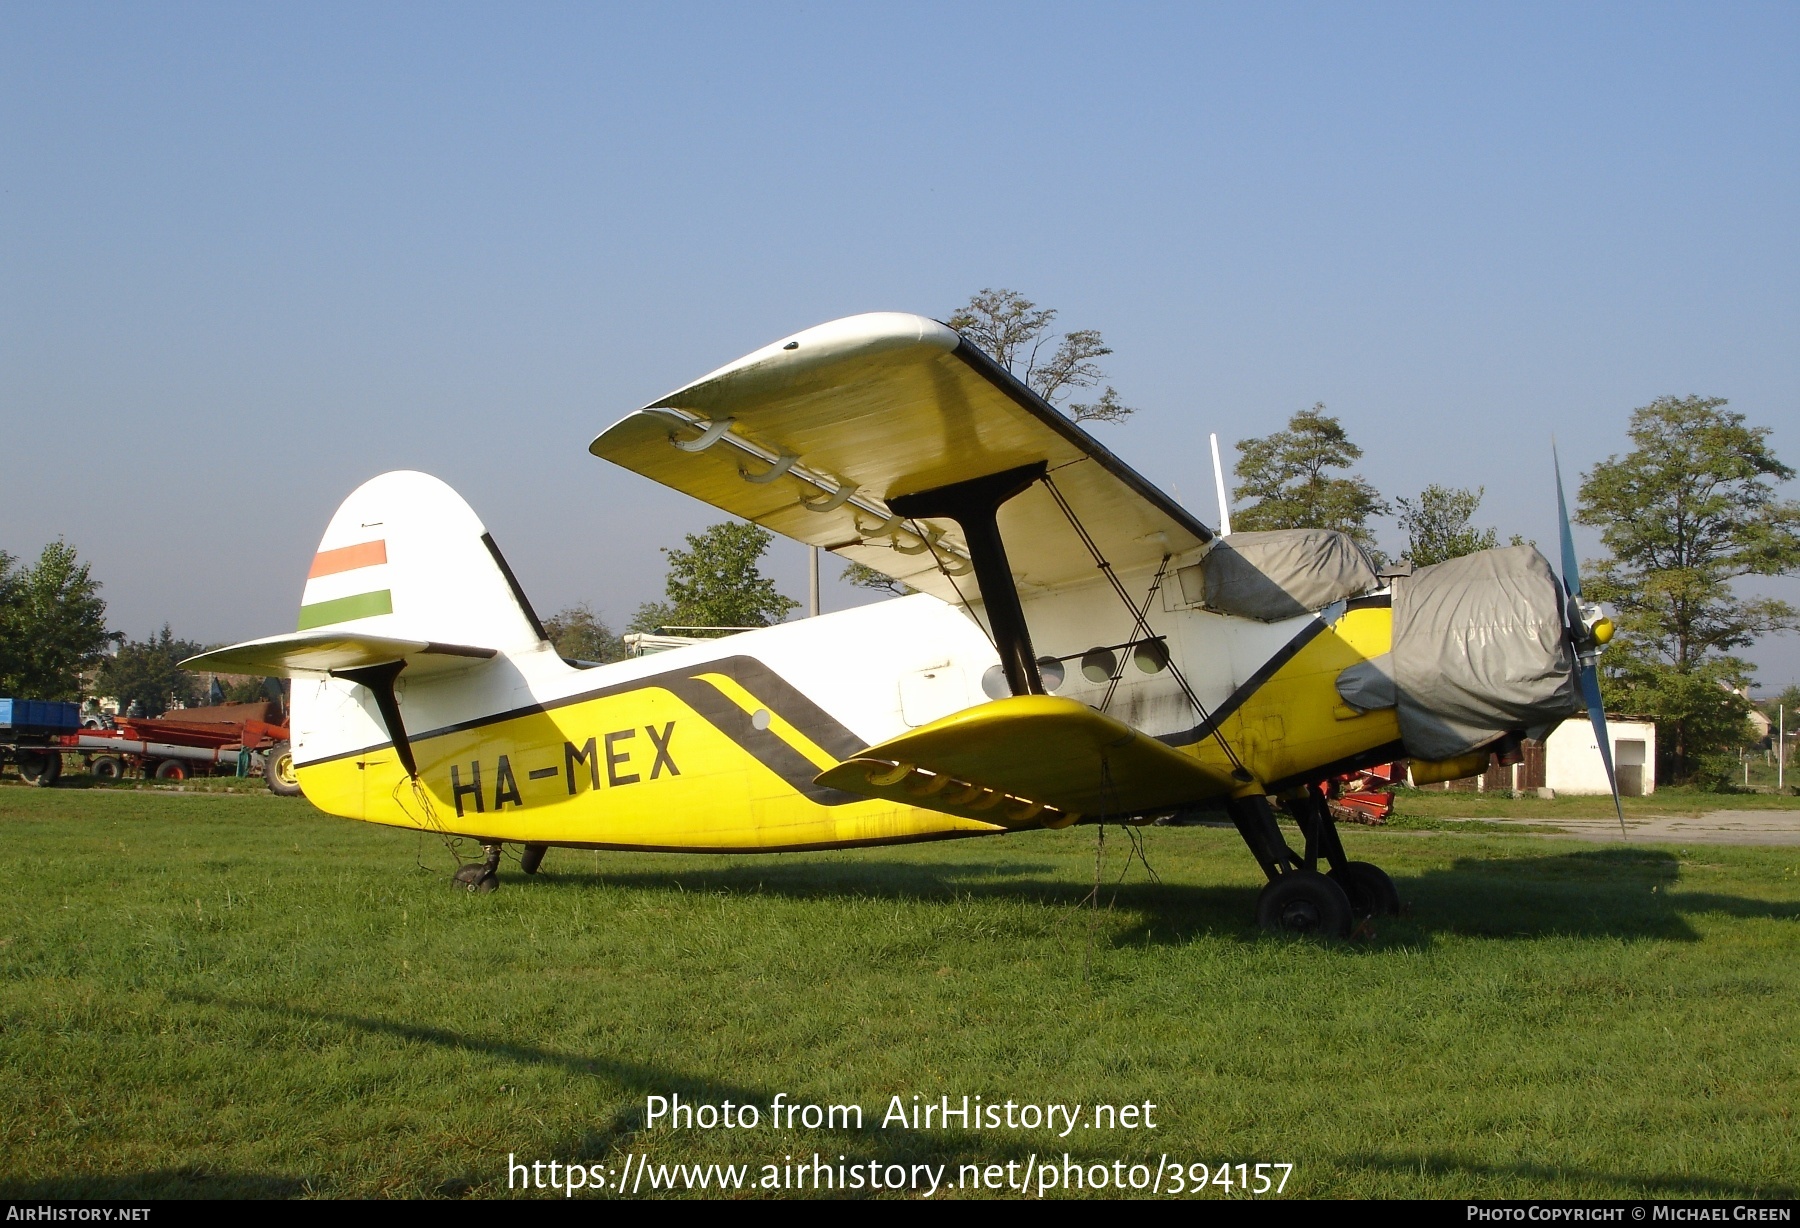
1099 554 1172 715
909 517 998 654
1040 474 1253 781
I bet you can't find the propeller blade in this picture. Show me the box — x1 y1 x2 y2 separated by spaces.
1553 442 1581 601
1578 663 1627 838
1556 443 1624 835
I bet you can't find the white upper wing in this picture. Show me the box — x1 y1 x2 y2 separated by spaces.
590 312 1213 600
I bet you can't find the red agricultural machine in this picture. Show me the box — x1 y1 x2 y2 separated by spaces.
3 698 300 795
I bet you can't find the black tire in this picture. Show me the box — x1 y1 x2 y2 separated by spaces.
263 741 302 797
453 863 500 893
1255 870 1353 938
1330 861 1401 918
520 844 547 875
91 756 125 782
17 750 62 787
154 759 187 782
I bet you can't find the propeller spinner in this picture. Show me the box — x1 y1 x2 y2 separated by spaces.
1553 445 1627 837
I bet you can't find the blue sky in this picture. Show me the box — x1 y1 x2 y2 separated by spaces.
3 3 1796 687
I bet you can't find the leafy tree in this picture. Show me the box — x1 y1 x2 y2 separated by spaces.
0 541 113 700
1231 405 1391 557
543 603 626 663
1578 396 1800 783
845 287 1136 599
1396 484 1507 567
947 288 1135 424
628 522 798 635
1759 683 1800 723
840 561 911 599
97 626 204 717
223 675 287 709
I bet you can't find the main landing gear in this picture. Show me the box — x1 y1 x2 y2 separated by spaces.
1225 784 1400 938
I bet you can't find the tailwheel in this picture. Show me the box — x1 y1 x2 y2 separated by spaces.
453 843 503 893
1255 870 1353 938
1329 861 1401 918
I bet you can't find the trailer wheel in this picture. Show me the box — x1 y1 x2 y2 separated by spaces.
91 756 125 782
154 759 188 782
264 741 302 797
17 750 62 787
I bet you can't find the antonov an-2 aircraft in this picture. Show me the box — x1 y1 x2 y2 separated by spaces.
187 312 1616 937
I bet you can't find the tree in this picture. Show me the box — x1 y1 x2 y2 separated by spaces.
1760 683 1800 723
628 522 798 635
947 288 1135 424
1231 405 1391 556
543 603 626 663
0 541 113 700
97 626 204 717
1578 395 1800 783
1396 484 1503 567
844 287 1135 601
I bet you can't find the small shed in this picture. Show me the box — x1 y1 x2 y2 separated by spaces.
1545 716 1657 796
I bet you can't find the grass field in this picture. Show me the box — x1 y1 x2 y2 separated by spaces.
3 784 1798 1199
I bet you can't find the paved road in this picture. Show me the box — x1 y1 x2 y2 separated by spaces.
1460 810 1800 846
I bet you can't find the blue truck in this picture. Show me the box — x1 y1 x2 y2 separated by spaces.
0 699 82 786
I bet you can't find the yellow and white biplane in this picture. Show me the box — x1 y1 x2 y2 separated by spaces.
186 312 1616 935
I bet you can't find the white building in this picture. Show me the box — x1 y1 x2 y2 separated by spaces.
1546 717 1656 796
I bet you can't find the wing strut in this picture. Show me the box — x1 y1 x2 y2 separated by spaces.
889 462 1048 697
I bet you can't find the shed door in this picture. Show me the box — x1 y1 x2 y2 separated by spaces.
1615 738 1646 796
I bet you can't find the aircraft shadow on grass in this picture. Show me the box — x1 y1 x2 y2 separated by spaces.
144 992 1045 1198
528 846 1800 948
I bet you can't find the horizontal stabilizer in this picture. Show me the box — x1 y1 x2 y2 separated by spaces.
815 695 1237 821
182 631 497 679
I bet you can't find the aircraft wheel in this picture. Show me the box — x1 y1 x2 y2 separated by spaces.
263 741 302 797
17 750 62 787
154 759 188 782
1329 861 1401 918
91 756 125 782
453 863 498 893
519 844 547 875
1256 870 1352 938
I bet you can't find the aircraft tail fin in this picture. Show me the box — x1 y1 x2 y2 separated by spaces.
185 470 547 678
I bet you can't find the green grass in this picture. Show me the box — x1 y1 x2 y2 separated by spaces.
3 785 1798 1199
1391 785 1800 821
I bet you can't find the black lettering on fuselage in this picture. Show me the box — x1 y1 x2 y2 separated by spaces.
450 761 483 817
493 754 522 809
646 721 679 778
605 728 639 786
565 738 599 794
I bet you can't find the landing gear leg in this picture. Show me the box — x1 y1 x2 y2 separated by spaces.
453 843 502 893
1227 793 1352 938
519 844 547 875
1284 784 1399 918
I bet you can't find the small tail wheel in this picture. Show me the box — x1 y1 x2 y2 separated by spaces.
263 741 302 797
1255 870 1353 938
1329 861 1401 917
453 863 499 893
91 756 125 782
154 759 188 782
17 750 63 787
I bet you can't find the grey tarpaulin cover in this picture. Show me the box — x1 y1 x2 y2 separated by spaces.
1379 544 1580 760
1180 529 1379 621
